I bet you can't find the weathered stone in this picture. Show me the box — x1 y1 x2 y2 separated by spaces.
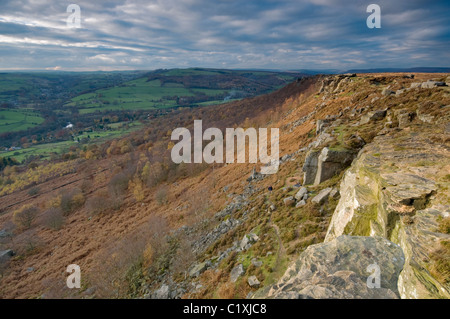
329 188 340 199
154 284 170 299
382 88 395 96
230 264 245 283
269 204 276 212
251 258 263 268
311 187 332 205
416 108 435 124
283 196 295 207
360 110 387 124
294 187 308 201
314 147 354 185
240 233 259 250
295 200 306 208
189 261 210 278
258 236 404 299
302 149 320 185
248 276 261 288
325 132 450 298
316 119 332 135
309 132 335 150
421 80 446 89
0 250 14 264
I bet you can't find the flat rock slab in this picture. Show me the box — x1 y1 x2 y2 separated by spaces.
259 236 405 299
311 187 332 205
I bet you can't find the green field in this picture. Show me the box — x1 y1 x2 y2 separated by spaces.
0 109 45 134
64 77 230 114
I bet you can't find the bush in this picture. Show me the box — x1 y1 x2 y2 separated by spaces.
108 172 130 198
80 178 92 194
156 186 168 205
27 186 40 196
88 219 164 298
86 194 108 216
129 176 145 202
85 193 123 216
13 205 39 230
16 229 44 255
60 188 85 216
42 207 64 230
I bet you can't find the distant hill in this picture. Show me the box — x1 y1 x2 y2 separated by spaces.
344 67 450 74
289 67 450 75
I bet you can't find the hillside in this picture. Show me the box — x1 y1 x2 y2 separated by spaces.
0 72 449 299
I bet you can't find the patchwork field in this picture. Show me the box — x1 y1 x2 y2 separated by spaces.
0 68 300 162
0 109 45 134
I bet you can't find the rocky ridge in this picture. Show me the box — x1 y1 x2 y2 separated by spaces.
258 73 450 299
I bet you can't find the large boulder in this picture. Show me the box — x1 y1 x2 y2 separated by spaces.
302 149 320 185
314 147 354 185
258 236 405 299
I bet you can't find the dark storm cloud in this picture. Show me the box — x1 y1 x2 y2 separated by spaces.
0 0 448 70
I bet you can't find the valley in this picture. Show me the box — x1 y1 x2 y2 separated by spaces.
0 71 448 299
0 68 300 165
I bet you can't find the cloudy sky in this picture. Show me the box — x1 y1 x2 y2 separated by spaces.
0 0 449 71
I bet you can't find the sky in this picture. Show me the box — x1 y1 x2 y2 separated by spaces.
0 0 449 71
